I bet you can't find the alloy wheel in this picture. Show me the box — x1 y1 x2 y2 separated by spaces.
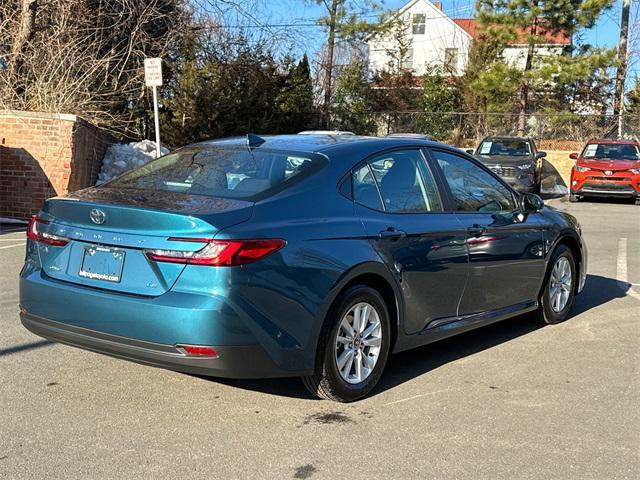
334 302 383 384
549 256 572 313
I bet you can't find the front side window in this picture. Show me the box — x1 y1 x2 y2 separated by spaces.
431 149 516 212
353 150 442 213
581 143 640 161
478 139 531 157
412 13 426 34
106 147 323 199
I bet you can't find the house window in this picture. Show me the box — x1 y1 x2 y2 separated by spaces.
412 14 426 34
444 48 458 72
402 47 414 70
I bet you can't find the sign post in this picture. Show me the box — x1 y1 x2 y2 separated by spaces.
144 58 163 158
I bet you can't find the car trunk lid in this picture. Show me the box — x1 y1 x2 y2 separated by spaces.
35 187 253 296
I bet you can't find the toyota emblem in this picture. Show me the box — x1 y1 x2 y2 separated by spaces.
604 170 613 176
90 209 106 225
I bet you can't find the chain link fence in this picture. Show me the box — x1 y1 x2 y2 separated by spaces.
324 112 640 151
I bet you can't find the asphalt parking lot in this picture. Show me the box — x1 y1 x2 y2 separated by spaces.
1 198 638 480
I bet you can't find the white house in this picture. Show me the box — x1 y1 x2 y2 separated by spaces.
366 0 570 77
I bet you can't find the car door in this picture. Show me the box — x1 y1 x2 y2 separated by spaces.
428 148 546 316
351 148 468 335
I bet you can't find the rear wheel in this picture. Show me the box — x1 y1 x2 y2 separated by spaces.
302 285 391 402
533 245 576 325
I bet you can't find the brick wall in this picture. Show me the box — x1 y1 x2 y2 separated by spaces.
0 111 115 220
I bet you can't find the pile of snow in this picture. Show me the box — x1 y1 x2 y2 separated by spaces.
96 140 168 185
540 173 569 198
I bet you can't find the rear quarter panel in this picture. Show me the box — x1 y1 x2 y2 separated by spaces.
208 167 398 371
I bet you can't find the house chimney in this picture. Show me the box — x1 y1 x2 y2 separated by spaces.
434 1 442 9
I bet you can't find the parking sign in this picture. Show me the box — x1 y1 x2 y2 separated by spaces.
144 58 163 87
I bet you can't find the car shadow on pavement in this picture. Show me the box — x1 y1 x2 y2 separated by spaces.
196 274 624 400
570 273 629 315
0 339 54 357
0 224 26 235
575 197 637 205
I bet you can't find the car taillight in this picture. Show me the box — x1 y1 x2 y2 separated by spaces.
145 238 286 266
26 215 69 247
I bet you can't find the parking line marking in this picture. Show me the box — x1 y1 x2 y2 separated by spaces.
0 243 25 250
617 237 640 301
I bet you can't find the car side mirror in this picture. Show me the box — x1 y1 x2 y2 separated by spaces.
521 193 544 213
569 152 579 160
465 149 474 155
536 151 547 159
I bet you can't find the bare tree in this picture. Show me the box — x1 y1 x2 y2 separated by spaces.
0 0 189 137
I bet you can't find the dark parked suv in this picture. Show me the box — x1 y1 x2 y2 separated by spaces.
468 136 546 193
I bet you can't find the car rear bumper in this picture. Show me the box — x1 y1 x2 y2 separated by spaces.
19 268 314 378
21 312 286 378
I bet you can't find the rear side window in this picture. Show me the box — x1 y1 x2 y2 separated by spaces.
352 149 442 213
431 149 516 212
106 147 324 200
353 164 383 211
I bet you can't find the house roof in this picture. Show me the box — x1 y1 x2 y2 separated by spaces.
453 18 571 45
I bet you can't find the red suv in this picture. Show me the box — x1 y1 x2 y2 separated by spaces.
570 139 640 204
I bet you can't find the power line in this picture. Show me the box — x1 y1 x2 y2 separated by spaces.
215 3 477 30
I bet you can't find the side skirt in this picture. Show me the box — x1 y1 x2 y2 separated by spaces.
393 301 538 353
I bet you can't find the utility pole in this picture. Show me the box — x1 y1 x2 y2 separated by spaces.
321 0 339 128
614 0 631 137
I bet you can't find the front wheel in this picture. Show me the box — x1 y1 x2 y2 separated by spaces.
533 245 576 324
302 285 391 402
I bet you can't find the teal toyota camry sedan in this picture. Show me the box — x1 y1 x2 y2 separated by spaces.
20 134 587 402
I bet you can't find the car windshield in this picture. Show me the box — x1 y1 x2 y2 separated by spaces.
478 139 531 156
581 143 640 161
106 147 324 199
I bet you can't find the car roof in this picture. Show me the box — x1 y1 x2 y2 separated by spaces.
585 138 639 145
298 130 355 135
193 134 444 157
385 133 436 140
482 136 531 141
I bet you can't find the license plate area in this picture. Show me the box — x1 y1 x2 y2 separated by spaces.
79 246 125 283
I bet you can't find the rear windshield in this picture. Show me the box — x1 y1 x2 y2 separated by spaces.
581 143 640 161
105 147 325 199
478 139 531 156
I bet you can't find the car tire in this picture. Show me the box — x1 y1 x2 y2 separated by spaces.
569 193 580 203
301 285 391 402
533 244 576 325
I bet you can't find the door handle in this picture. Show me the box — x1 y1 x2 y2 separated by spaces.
378 227 407 240
467 224 487 238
